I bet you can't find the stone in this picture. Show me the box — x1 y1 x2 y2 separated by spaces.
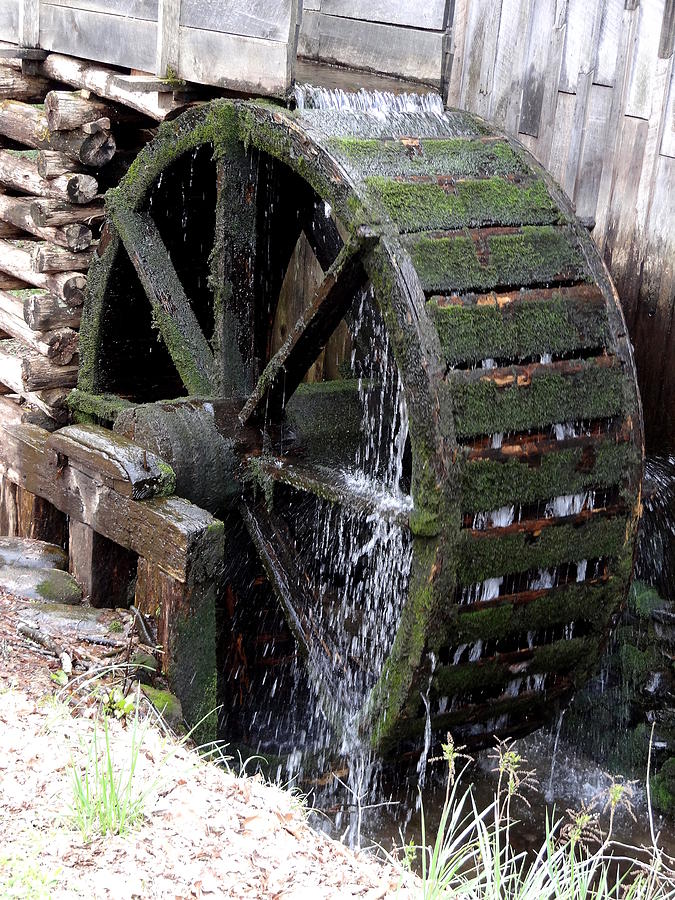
0 565 82 604
0 536 67 570
141 685 183 731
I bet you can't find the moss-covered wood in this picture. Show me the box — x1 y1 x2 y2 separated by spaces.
428 286 609 365
445 358 624 439
402 226 589 294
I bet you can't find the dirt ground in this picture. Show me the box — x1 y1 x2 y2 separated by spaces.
0 591 418 899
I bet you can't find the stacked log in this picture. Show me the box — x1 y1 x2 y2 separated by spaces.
0 58 156 432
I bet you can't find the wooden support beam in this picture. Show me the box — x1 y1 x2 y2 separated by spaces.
19 0 40 51
0 150 98 204
0 475 66 546
156 0 181 79
69 520 137 608
0 194 92 251
0 422 224 583
47 424 175 500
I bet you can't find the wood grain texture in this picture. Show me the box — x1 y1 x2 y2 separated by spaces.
0 3 20 44
156 0 180 76
320 0 447 31
180 0 295 42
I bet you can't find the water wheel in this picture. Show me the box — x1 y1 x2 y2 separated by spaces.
74 97 642 755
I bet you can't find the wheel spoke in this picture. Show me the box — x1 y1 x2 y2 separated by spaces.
111 209 215 395
239 232 373 425
240 500 345 693
211 152 259 395
248 455 411 527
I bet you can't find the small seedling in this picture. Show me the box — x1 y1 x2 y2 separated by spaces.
100 687 135 720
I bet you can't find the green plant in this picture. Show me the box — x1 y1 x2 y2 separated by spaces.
100 686 135 719
69 708 148 841
0 849 61 899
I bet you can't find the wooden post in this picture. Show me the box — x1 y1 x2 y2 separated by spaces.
156 0 181 78
0 475 67 546
19 0 40 51
69 520 137 608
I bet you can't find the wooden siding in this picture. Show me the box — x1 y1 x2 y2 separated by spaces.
298 0 454 88
0 0 300 96
448 0 675 453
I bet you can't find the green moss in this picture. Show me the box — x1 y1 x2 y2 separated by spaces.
403 226 589 293
328 137 529 179
445 360 625 439
366 176 561 232
460 442 638 513
67 389 135 425
35 570 82 605
628 580 666 619
427 293 609 365
458 515 628 583
651 757 675 817
141 685 183 729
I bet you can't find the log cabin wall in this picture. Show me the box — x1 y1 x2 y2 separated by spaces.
0 0 301 97
446 0 675 454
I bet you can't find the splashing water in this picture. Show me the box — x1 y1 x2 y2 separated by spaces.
294 84 445 115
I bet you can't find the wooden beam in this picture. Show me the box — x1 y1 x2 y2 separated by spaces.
0 338 78 391
0 421 223 583
0 194 92 251
0 239 86 305
0 149 98 203
69 519 137 608
0 290 78 363
30 198 103 227
23 290 81 330
19 0 39 50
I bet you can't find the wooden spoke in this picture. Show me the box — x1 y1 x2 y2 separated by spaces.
211 152 259 395
239 233 373 425
301 199 344 271
240 500 345 696
111 208 215 395
250 456 411 527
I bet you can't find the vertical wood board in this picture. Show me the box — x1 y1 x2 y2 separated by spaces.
156 0 180 76
20 0 40 48
593 0 623 87
661 62 675 156
0 2 20 43
574 82 613 219
518 0 564 138
625 0 665 119
489 0 533 131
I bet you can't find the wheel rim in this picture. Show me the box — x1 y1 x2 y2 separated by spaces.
77 99 642 756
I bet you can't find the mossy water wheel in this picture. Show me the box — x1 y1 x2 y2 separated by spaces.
76 99 642 754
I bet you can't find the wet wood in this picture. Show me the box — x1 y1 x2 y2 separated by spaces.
44 90 119 131
0 273 30 290
0 194 93 250
0 239 86 305
0 338 78 391
23 291 81 330
0 421 223 583
0 478 67 546
69 520 137 608
0 100 116 166
0 150 98 203
466 420 632 461
30 198 103 227
47 423 174 500
135 559 196 673
467 503 626 539
240 236 369 424
0 290 78 363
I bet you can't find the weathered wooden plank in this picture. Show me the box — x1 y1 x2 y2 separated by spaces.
0 392 58 430
574 83 613 221
30 198 103 227
518 0 565 139
39 4 157 72
547 90 576 190
660 0 675 58
660 64 675 157
31 242 94 273
0 3 20 44
0 65 50 100
0 239 86 305
0 421 224 583
593 0 624 87
459 0 503 119
177 25 293 94
20 0 40 48
47 423 175 499
0 194 92 251
559 0 587 93
0 149 98 203
156 0 180 77
308 13 445 85
43 0 158 19
488 0 533 132
181 0 296 41
625 0 665 119
318 0 447 32
0 290 78 363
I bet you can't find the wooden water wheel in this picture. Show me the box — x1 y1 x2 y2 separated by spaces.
74 98 643 754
